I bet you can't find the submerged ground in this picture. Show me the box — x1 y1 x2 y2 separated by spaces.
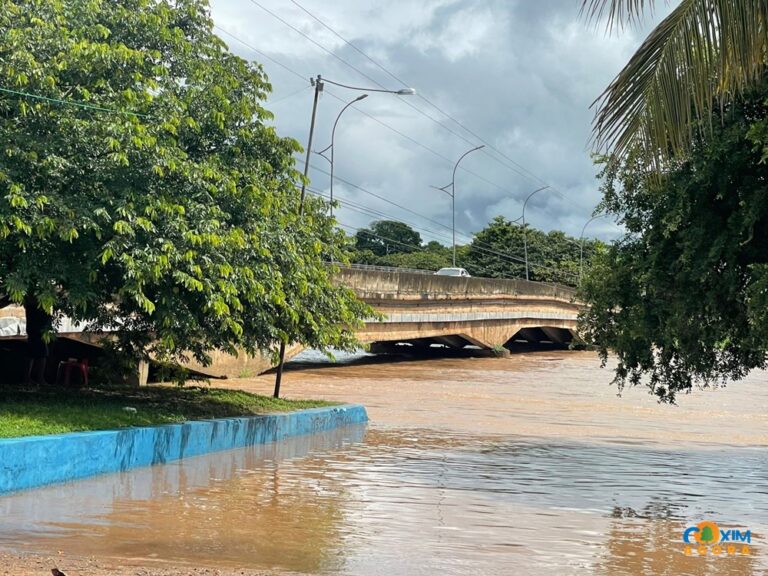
1 350 766 575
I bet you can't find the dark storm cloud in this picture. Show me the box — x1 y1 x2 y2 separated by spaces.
210 0 665 243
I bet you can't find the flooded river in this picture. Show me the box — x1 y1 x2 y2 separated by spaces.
1 351 767 575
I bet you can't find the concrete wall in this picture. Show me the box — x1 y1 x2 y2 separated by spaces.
334 268 581 349
334 268 577 302
0 405 368 495
0 271 581 378
183 343 304 379
0 425 367 529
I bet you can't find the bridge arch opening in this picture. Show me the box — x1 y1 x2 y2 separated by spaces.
369 335 475 355
504 326 574 349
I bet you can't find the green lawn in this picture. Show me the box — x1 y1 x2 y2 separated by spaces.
0 385 336 438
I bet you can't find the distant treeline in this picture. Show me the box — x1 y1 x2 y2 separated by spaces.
348 218 603 287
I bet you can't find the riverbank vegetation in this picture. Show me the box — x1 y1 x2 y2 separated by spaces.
349 218 603 287
0 385 334 438
580 0 768 401
0 0 371 380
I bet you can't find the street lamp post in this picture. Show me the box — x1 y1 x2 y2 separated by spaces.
276 75 415 399
521 185 550 281
297 75 415 214
433 145 485 267
317 94 368 220
579 213 610 280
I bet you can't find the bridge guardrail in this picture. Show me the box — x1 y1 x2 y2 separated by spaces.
335 263 573 289
334 265 578 301
340 263 434 276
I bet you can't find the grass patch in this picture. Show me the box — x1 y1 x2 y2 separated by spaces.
0 385 337 439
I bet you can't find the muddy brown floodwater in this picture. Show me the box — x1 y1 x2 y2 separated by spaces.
1 350 767 576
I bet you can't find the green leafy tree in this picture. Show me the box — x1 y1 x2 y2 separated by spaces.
355 220 422 256
464 216 587 286
580 77 768 401
425 240 447 252
0 0 369 369
465 217 528 279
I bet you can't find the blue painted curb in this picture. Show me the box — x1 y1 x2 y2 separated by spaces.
0 404 368 495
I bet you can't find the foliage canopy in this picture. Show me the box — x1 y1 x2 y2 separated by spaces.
580 77 768 401
355 220 423 256
347 218 598 287
0 0 370 367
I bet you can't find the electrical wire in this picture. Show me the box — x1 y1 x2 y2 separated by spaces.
278 0 586 208
335 221 576 278
214 23 538 203
0 86 149 117
308 187 578 277
214 24 308 83
268 84 312 105
308 164 566 268
244 0 566 185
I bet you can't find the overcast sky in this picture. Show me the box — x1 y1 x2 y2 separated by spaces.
208 0 666 245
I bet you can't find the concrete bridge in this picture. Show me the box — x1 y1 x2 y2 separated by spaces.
336 267 579 353
0 268 580 382
184 267 580 377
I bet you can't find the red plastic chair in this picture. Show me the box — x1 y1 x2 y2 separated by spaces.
57 357 89 387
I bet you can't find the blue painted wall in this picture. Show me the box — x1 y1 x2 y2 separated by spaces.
0 404 367 495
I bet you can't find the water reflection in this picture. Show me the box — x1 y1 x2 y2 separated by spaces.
597 516 759 576
2 426 767 574
0 426 366 573
2 352 768 575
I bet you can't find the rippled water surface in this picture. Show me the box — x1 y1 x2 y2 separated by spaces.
1 351 767 575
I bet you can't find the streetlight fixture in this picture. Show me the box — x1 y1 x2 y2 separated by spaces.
316 94 368 220
276 75 415 399
432 145 485 267
298 74 416 214
521 185 551 281
579 213 611 280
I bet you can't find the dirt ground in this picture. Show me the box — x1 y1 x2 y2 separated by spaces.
0 552 289 576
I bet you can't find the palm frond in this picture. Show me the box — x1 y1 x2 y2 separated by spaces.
591 0 768 165
580 0 659 30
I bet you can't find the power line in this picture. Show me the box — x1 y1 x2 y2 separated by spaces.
309 164 573 270
275 0 589 213
310 188 489 256
310 163 453 233
214 24 308 83
214 22 589 237
269 84 312 105
214 24 536 203
245 0 384 88
246 0 468 140
336 220 575 278
337 220 507 278
309 186 461 245
244 0 566 187
281 0 586 204
322 88 526 199
287 0 406 87
309 185 577 277
0 86 149 117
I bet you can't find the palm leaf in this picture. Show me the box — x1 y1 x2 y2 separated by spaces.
581 0 658 29
584 0 768 165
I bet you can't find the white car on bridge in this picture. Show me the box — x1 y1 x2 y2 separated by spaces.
434 267 471 277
